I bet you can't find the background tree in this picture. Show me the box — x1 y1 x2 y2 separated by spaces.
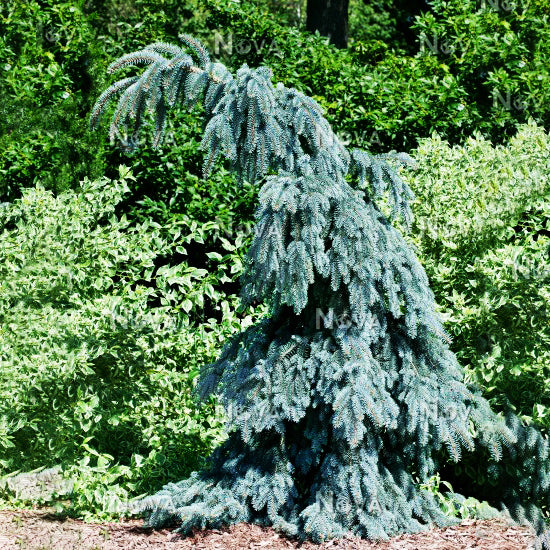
89 33 550 546
306 0 349 48
349 0 431 52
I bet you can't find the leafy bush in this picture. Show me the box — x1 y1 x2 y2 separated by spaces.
402 121 550 432
200 0 550 151
4 0 550 203
419 473 502 520
112 106 258 233
413 0 550 143
0 0 107 200
349 0 429 52
0 0 210 202
0 166 266 518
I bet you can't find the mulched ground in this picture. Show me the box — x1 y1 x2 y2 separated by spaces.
0 509 538 550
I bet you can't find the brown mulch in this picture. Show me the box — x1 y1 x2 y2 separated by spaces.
0 509 536 550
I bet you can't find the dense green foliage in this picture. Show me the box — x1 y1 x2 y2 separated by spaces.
0 166 266 517
404 121 550 430
398 122 550 497
413 0 550 139
349 0 432 50
197 0 550 150
0 0 208 202
3 0 550 202
0 0 105 201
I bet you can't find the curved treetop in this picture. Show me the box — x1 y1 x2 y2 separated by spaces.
91 34 415 228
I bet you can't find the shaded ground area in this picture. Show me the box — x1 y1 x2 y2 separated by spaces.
0 509 536 549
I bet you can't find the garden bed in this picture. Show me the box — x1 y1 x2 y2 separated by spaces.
0 508 535 549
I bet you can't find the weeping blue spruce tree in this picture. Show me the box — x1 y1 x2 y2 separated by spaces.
91 35 550 545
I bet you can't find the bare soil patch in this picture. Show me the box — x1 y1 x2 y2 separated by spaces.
0 508 536 549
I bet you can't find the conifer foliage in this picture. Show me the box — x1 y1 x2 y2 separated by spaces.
91 35 550 546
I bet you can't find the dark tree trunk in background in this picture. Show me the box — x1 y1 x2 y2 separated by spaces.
306 0 349 48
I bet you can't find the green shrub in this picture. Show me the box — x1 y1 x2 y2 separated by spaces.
419 473 502 520
4 0 550 202
349 0 428 52
0 0 107 200
413 0 550 143
0 0 210 201
199 0 550 151
0 167 267 518
197 0 461 150
402 121 550 431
